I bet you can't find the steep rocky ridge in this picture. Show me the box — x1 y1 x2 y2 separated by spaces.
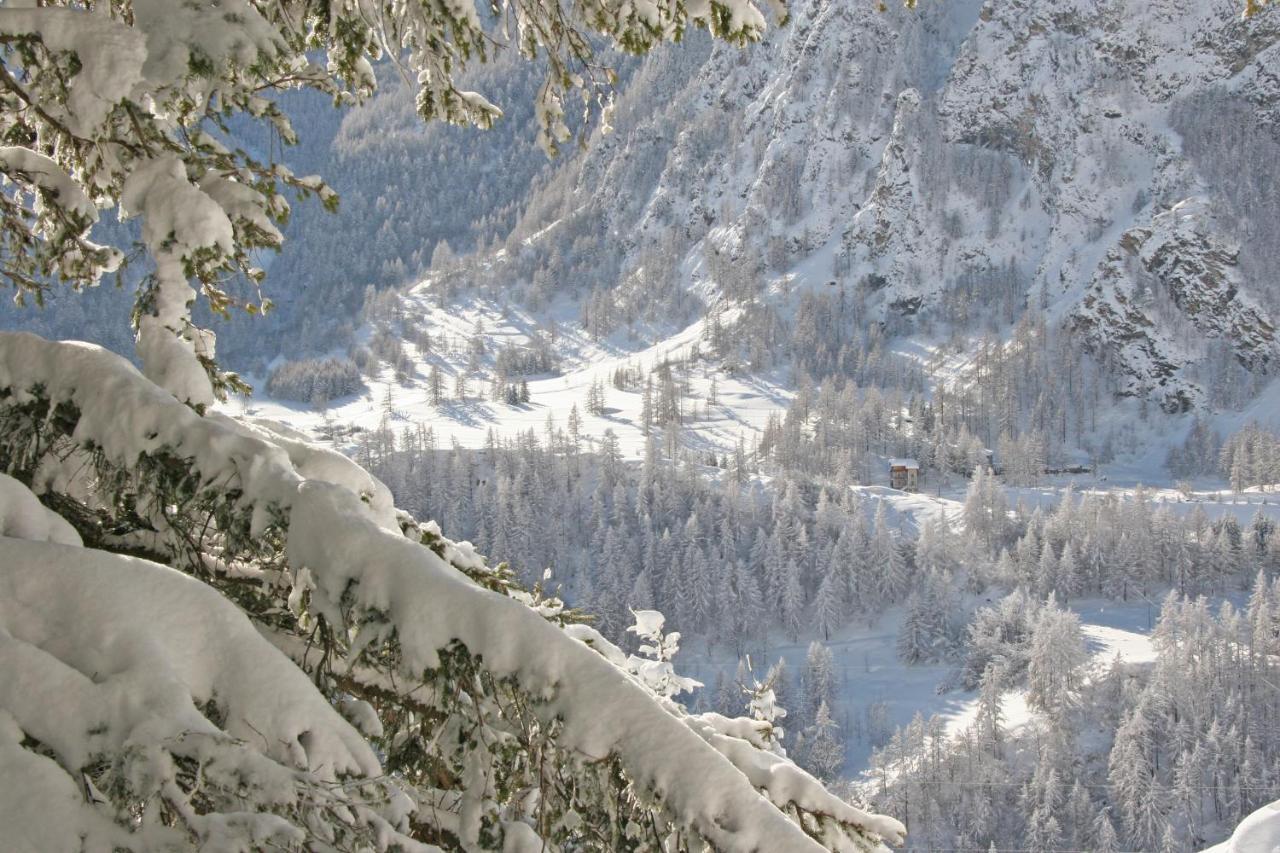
455 0 1280 413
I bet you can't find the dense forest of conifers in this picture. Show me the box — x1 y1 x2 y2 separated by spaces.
345 411 1280 848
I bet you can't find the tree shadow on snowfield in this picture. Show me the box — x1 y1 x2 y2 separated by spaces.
435 399 500 427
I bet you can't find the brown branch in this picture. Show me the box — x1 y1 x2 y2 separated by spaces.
0 60 82 146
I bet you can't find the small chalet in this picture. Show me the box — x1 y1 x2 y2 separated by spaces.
889 458 920 492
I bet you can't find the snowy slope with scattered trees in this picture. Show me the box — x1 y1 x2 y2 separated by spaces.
219 0 1280 488
404 0 1280 421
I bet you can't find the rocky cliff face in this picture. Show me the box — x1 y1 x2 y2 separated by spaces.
457 0 1280 412
1072 199 1276 411
940 0 1280 409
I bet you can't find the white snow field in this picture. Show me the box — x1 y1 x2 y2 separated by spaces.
678 597 1164 778
238 289 796 461
235 281 1280 495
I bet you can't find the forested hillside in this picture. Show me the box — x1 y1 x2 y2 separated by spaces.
4 0 1280 850
198 0 1280 486
345 410 1280 850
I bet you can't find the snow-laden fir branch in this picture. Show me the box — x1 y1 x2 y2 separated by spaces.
0 330 906 851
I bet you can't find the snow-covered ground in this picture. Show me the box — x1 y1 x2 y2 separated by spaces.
1001 480 1280 527
231 282 1280 509
1205 799 1280 853
235 289 795 461
677 597 1164 778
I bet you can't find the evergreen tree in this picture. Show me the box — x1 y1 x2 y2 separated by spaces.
814 567 845 641
897 591 937 665
1110 704 1165 849
1026 596 1088 717
801 701 846 783
964 467 1011 555
870 503 908 605
802 642 837 725
780 560 805 642
1093 809 1121 853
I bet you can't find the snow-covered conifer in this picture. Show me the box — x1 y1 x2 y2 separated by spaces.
801 701 846 783
780 559 806 641
1026 596 1088 717
815 566 846 641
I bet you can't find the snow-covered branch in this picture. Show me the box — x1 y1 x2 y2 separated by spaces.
0 331 905 851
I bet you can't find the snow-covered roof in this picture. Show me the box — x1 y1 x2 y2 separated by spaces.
889 458 920 469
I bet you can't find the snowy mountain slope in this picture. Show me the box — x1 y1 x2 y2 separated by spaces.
242 288 796 461
485 0 987 309
232 0 1280 484
429 0 1280 417
24 0 1280 428
941 0 1280 410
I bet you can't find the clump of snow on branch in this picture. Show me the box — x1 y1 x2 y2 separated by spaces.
0 472 79 545
746 661 789 755
627 609 703 699
0 538 410 851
